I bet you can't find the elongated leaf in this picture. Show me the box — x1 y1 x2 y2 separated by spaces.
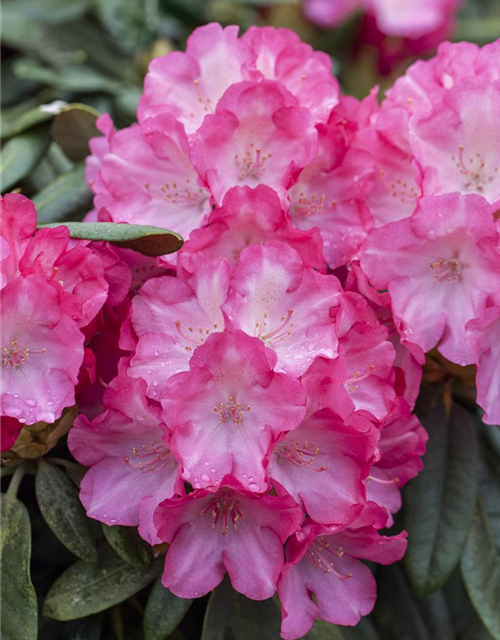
94 0 157 53
102 523 152 570
404 403 480 595
33 163 92 222
1 125 51 191
43 546 161 621
144 576 192 640
52 105 100 162
1 104 54 140
461 497 500 640
36 461 97 562
38 221 183 256
1 494 38 640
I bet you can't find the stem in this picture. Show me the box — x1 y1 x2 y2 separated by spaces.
44 456 80 471
6 464 26 499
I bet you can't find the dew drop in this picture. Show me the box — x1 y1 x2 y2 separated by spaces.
18 417 26 424
211 468 216 474
154 350 160 357
25 398 37 407
194 591 200 597
248 482 260 491
204 461 210 466
201 474 210 482
110 518 117 524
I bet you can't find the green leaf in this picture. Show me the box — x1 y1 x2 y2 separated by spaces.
33 163 92 222
1 125 51 191
143 575 192 640
461 497 500 640
404 403 480 595
1 103 54 140
94 0 158 53
0 494 38 640
43 546 162 621
51 104 100 162
37 221 184 256
102 523 153 570
36 461 98 563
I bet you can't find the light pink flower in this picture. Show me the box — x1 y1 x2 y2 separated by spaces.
179 185 324 270
267 409 378 524
87 113 210 239
278 504 407 639
190 80 318 205
223 242 341 376
161 330 306 492
465 306 500 424
360 193 500 364
1 194 37 287
303 0 359 28
68 376 182 544
154 475 302 599
2 276 84 425
366 0 460 40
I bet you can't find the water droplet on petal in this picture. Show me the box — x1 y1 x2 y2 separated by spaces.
204 461 210 466
154 350 160 357
248 482 260 491
201 474 210 482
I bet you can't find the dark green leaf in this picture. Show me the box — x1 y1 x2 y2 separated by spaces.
143 575 192 640
36 461 98 563
1 103 54 140
52 105 100 162
94 0 158 53
461 497 500 640
102 523 153 570
33 163 92 222
37 221 184 256
342 618 381 640
67 615 104 640
43 546 162 621
0 494 38 640
2 0 90 25
404 403 480 595
1 125 51 191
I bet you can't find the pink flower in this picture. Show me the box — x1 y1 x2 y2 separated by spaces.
289 115 374 267
161 330 306 492
190 80 318 205
465 306 500 424
127 253 230 399
138 23 257 134
1 417 23 452
267 409 378 525
303 0 359 28
1 194 37 287
2 276 84 425
366 0 460 40
68 376 182 544
360 193 500 364
87 114 211 239
223 242 341 376
241 26 339 124
154 475 302 599
410 77 500 205
278 504 407 639
179 185 324 270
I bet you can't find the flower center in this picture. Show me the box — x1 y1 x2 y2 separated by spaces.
274 439 327 472
124 440 170 473
143 178 207 208
306 537 352 579
175 320 219 353
254 309 295 346
214 396 251 425
2 340 46 368
379 170 420 204
200 493 246 535
429 258 463 283
291 191 336 219
452 145 499 194
235 144 271 181
345 364 375 393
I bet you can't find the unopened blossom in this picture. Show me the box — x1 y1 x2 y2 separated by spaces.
278 504 407 639
465 306 500 425
154 475 302 599
69 376 182 544
161 330 306 492
360 193 500 364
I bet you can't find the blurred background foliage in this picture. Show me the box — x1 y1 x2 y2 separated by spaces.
1 2 500 640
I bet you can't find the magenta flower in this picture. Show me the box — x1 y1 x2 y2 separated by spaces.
154 475 302 599
161 330 306 491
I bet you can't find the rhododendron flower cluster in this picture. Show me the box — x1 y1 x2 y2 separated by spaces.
4 23 500 640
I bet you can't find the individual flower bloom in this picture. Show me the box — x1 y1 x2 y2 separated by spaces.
1 275 84 425
68 376 182 544
409 77 500 205
303 0 360 28
366 408 427 525
161 330 306 492
154 475 302 599
223 242 341 376
88 243 132 307
278 504 408 639
86 113 211 239
289 117 374 267
179 185 324 271
1 417 23 452
138 23 258 134
127 254 230 399
267 409 378 525
465 306 500 424
190 80 318 206
1 193 37 287
242 26 339 124
360 193 500 365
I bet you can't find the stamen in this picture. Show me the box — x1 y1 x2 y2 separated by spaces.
201 493 245 535
274 440 327 472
